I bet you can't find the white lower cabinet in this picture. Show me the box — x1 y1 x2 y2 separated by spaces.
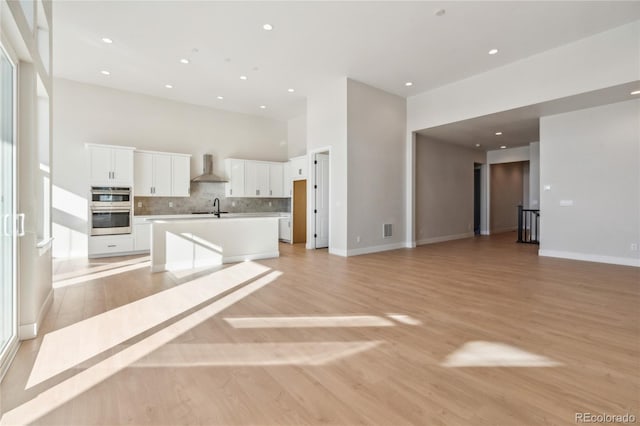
278 217 291 242
88 235 134 258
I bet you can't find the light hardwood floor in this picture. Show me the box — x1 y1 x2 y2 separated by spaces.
1 233 638 425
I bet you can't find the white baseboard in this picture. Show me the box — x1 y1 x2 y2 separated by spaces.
223 251 280 264
328 247 347 257
405 241 417 248
539 249 640 268
19 288 54 340
417 232 474 246
480 230 490 236
347 242 407 256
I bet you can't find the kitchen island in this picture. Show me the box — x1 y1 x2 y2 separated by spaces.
148 215 280 272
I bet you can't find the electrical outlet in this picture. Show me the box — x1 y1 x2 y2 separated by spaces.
137 201 142 208
631 243 638 251
356 236 361 243
269 201 272 207
169 202 173 208
232 201 236 207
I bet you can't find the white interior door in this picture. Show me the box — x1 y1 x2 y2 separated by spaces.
314 154 329 248
0 44 17 369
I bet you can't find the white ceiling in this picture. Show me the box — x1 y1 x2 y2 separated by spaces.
53 1 640 121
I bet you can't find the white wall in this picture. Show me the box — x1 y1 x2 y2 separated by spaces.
346 79 406 254
306 77 348 254
487 145 529 164
539 99 640 267
52 78 287 257
287 114 307 158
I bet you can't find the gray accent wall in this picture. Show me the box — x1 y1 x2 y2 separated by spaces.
346 79 406 252
490 161 525 233
415 135 485 243
539 99 640 266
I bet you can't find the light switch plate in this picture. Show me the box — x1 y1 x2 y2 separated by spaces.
559 200 574 207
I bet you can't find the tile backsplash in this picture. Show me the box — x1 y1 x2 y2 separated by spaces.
134 182 290 215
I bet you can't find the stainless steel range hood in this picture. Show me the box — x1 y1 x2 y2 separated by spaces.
191 154 228 183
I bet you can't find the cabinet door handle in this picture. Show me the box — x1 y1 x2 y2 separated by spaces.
107 244 116 248
270 190 272 196
256 190 259 196
298 169 302 175
112 171 115 180
230 189 232 195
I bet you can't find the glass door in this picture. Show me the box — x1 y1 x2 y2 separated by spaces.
0 43 17 368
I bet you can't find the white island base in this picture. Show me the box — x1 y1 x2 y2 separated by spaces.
149 217 279 272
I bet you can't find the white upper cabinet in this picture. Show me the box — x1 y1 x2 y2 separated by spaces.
290 155 307 180
172 155 191 197
226 159 290 198
269 163 284 197
88 144 134 186
245 161 269 197
134 150 190 197
225 159 245 197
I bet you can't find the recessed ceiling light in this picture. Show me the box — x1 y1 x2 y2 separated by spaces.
500 145 507 149
240 75 248 80
101 37 113 44
217 96 224 100
259 105 266 109
488 48 499 55
263 24 273 31
434 9 446 16
165 84 173 89
495 131 503 136
100 70 110 75
287 88 295 93
405 82 413 87
631 90 640 95
180 58 190 64
475 144 481 147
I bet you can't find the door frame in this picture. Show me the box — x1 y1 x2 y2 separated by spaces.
0 36 20 382
305 146 331 250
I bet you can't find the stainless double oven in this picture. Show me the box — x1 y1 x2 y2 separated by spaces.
90 187 132 236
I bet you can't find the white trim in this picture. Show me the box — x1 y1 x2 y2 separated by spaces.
417 232 475 245
538 250 640 268
480 230 491 236
347 242 407 256
328 247 347 257
405 241 417 248
0 338 19 383
18 288 53 340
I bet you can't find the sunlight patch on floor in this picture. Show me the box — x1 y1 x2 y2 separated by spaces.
224 315 396 328
53 260 151 288
0 270 282 426
27 261 271 389
134 341 382 367
441 341 563 367
53 255 150 282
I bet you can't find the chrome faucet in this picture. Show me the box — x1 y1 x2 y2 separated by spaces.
213 197 221 218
